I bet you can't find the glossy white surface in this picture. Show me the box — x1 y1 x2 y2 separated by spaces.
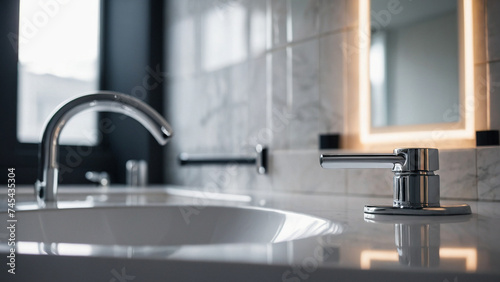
1 186 499 281
0 205 338 246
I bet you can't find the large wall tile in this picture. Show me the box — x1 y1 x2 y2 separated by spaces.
227 62 250 153
488 62 500 130
270 49 291 150
203 69 232 152
318 0 345 34
166 0 199 78
439 149 478 200
289 39 320 149
477 146 500 200
347 169 393 196
196 156 268 194
247 0 268 57
201 165 239 192
166 75 208 153
165 148 203 187
233 165 273 192
319 32 345 134
318 0 357 34
246 56 270 148
288 0 319 42
200 1 248 72
487 0 500 62
271 150 346 194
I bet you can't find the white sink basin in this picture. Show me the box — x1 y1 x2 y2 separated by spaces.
1 205 337 246
0 195 344 281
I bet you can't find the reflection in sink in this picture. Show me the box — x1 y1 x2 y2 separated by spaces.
0 206 340 247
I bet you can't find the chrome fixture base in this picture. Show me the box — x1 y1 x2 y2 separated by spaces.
321 148 473 216
364 204 472 216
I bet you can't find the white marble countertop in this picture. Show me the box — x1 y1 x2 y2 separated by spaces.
1 185 500 281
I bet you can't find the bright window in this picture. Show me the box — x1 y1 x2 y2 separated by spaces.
17 0 101 145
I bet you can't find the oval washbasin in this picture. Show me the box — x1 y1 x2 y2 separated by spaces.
0 205 339 246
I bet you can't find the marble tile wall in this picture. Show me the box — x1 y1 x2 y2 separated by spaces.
164 0 500 201
273 147 499 201
478 147 500 200
439 149 477 200
164 0 355 192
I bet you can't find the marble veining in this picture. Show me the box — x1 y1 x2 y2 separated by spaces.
289 39 320 149
164 0 500 202
270 49 290 150
246 56 269 150
270 0 288 48
229 62 250 153
439 149 478 200
289 0 320 42
319 32 345 134
477 147 500 200
346 168 394 196
165 0 198 78
271 150 346 194
318 0 346 34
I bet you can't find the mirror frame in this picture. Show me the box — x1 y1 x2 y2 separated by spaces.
346 0 487 151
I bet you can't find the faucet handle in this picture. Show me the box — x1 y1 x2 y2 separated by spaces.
320 154 405 170
321 148 438 172
393 148 439 172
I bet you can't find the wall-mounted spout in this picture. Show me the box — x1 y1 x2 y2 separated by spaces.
179 145 268 175
35 91 173 206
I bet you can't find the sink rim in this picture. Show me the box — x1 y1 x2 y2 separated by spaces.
9 186 255 211
0 204 344 258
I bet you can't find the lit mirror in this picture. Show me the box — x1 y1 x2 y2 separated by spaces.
356 0 481 149
370 0 458 127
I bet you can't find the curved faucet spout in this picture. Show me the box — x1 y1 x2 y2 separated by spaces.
35 91 174 205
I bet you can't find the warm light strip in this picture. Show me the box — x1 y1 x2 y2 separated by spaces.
359 0 475 145
463 0 475 135
440 248 478 272
360 250 399 269
359 0 371 144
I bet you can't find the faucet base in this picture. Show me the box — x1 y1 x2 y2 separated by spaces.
364 204 471 216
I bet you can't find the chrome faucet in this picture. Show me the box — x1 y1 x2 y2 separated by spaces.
320 148 471 215
35 91 173 206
